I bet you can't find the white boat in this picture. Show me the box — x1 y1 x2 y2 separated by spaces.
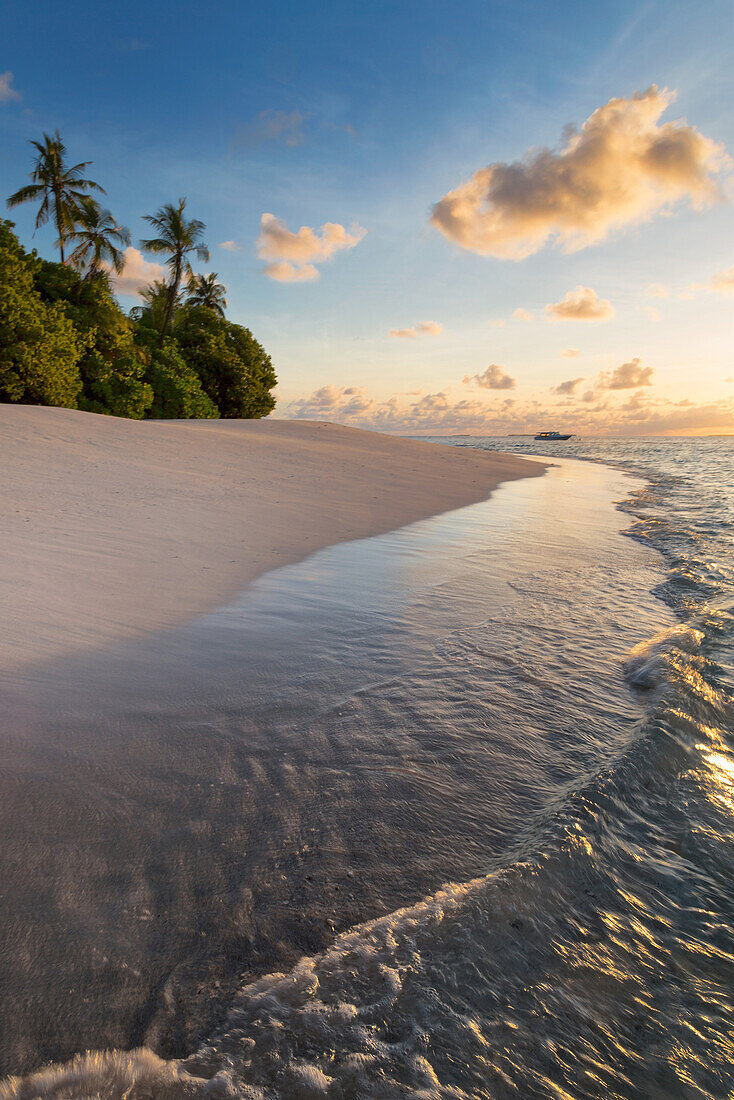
535 431 572 441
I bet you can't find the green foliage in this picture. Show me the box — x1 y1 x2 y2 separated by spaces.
226 321 277 419
139 198 209 340
174 306 277 419
0 220 82 406
2 153 279 420
138 334 218 419
185 272 227 316
34 258 153 419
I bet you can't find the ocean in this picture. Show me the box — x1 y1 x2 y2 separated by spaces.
1 438 732 1099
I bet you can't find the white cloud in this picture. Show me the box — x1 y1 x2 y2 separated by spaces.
0 72 20 103
560 348 580 358
389 320 443 339
463 364 516 390
219 240 244 252
546 286 614 322
234 109 309 148
431 87 727 259
257 213 366 282
107 247 166 297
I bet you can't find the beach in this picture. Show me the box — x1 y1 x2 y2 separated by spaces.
1 419 733 1098
0 406 543 673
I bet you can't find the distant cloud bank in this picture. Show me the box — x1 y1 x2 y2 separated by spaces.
431 87 727 259
257 213 366 282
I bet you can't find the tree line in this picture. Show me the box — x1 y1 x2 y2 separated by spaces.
0 131 277 419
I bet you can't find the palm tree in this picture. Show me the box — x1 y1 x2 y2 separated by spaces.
186 272 227 316
67 198 131 277
140 198 209 342
7 131 104 263
131 278 182 331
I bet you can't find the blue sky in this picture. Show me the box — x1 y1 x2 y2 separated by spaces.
3 0 734 434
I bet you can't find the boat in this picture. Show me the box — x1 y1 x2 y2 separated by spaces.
534 430 572 441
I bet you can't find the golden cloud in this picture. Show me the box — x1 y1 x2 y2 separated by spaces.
546 286 614 322
513 308 533 321
463 364 516 390
599 357 653 389
389 321 443 338
710 266 734 295
552 377 585 395
560 348 580 358
107 247 166 297
431 87 726 259
257 213 366 282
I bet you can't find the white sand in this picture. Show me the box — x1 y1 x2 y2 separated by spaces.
0 406 545 671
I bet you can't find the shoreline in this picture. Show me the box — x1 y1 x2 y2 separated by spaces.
0 456 673 1086
0 405 546 673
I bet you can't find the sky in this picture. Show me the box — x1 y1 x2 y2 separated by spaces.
2 0 734 435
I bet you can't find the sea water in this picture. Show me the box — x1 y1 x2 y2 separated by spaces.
0 441 732 1098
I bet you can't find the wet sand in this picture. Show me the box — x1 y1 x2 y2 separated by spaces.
0 406 544 673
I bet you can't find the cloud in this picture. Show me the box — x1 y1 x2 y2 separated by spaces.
513 307 533 322
285 383 733 437
489 319 507 328
290 385 375 419
389 320 443 338
234 109 310 148
118 38 150 52
219 240 244 252
431 86 727 260
647 283 669 298
552 377 585 395
257 213 366 282
642 305 660 321
710 265 734 295
0 72 20 103
560 348 580 358
546 286 614 322
107 247 166 297
599 357 654 389
463 364 516 390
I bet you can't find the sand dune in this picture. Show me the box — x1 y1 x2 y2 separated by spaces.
0 406 544 671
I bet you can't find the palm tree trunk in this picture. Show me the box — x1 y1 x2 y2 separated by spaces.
159 265 181 345
53 183 67 264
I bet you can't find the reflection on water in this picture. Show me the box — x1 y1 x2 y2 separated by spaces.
3 448 733 1099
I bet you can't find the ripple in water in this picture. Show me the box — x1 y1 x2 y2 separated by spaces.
1 445 733 1098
